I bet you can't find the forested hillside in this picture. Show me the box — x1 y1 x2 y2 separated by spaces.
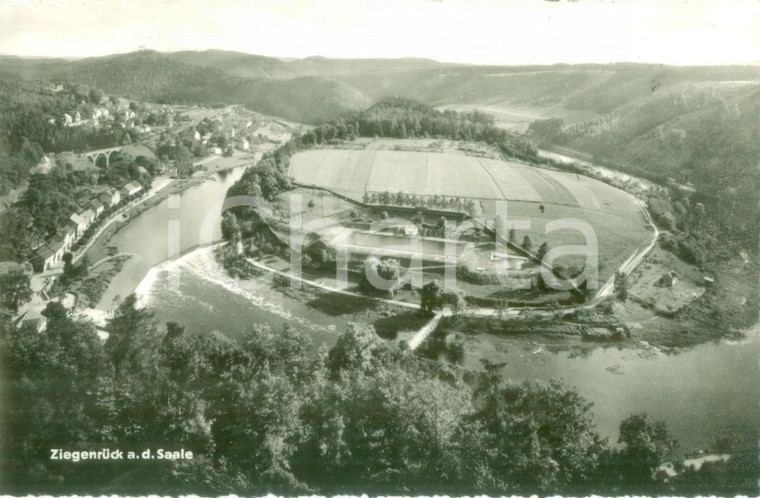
2 296 756 495
528 77 760 249
0 51 374 123
2 51 757 247
165 50 450 79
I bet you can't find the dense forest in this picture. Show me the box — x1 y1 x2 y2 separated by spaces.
527 81 760 252
0 75 139 197
2 296 756 495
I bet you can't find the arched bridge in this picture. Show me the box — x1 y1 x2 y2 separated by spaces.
82 146 123 167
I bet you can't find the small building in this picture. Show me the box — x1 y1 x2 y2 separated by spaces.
57 227 75 250
32 245 56 272
67 212 89 238
657 270 678 288
490 251 528 270
63 113 73 126
50 232 69 254
88 199 104 217
17 307 47 332
76 196 91 210
98 188 121 207
404 225 419 237
211 147 222 155
81 209 96 225
703 276 715 286
120 181 142 199
240 138 250 151
47 237 66 263
193 130 201 141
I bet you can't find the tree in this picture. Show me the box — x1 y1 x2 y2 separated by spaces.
420 280 442 315
88 87 103 105
614 271 629 301
612 413 677 489
221 211 241 242
326 322 383 376
104 294 160 372
455 378 608 494
522 235 533 253
0 270 32 313
536 241 550 263
376 258 401 296
494 215 506 242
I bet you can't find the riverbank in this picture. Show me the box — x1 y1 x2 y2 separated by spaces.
83 177 204 265
91 165 250 311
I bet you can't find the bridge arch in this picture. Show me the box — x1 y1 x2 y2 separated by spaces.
82 147 122 167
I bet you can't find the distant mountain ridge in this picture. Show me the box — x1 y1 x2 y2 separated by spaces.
0 51 758 238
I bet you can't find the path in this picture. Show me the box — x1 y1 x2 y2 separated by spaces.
592 199 659 302
72 177 173 264
407 308 452 350
245 257 421 311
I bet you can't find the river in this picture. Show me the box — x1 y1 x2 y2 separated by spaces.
102 164 759 454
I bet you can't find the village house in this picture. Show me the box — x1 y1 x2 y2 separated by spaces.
33 235 66 272
32 246 56 273
76 196 91 210
67 212 89 238
81 208 96 226
120 181 143 199
49 233 67 256
57 225 76 250
88 199 104 217
98 187 121 207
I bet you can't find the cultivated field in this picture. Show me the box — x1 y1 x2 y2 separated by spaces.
291 149 644 218
289 147 652 284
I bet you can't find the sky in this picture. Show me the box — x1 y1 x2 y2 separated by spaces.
0 0 759 66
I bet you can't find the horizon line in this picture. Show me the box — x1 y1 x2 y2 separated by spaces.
1 49 759 69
